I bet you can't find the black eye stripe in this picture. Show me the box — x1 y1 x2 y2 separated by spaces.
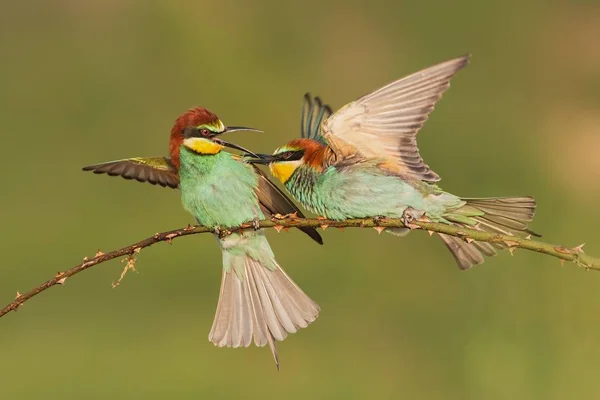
278 150 304 161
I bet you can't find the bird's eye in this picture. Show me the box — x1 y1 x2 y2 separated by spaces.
201 129 211 137
282 151 294 159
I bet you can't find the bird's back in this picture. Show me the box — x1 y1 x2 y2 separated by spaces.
287 163 433 220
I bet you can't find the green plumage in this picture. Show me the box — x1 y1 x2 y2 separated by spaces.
179 147 277 275
180 148 263 228
256 55 539 270
286 162 465 222
82 108 321 368
178 144 319 368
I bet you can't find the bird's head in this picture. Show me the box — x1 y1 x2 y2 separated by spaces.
169 107 261 168
249 138 328 184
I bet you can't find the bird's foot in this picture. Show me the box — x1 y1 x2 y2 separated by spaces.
213 226 231 238
373 215 388 225
251 217 261 231
401 208 424 230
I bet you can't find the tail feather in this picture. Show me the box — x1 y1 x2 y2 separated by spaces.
209 243 319 368
440 196 539 270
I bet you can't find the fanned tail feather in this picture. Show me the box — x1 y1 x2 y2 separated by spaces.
439 196 539 270
209 240 319 369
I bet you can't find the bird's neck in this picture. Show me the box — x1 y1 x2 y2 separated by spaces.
285 165 320 201
179 146 226 176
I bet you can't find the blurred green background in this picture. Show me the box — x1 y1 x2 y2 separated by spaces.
1 1 600 398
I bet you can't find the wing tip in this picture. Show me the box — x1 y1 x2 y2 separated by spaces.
439 53 471 74
456 53 471 69
82 163 178 189
307 228 324 245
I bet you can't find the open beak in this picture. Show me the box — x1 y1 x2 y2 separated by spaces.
213 138 260 158
244 153 276 165
211 126 263 157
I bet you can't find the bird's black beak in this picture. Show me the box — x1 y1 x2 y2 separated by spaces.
213 138 260 158
182 125 262 157
244 153 277 165
212 126 263 158
224 126 263 134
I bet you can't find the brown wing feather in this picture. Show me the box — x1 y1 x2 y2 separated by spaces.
253 166 323 245
82 157 180 189
322 55 470 182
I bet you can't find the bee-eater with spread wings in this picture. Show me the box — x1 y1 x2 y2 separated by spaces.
249 55 539 270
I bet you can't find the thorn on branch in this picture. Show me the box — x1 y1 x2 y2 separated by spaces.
373 226 385 235
165 233 177 244
554 246 572 255
13 291 23 311
573 243 585 253
55 271 67 285
273 225 284 233
95 249 105 258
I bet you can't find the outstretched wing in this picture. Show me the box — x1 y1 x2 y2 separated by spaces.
82 157 180 189
321 55 470 182
253 165 323 245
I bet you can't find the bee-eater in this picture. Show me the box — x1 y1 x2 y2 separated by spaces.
83 107 322 368
249 55 539 270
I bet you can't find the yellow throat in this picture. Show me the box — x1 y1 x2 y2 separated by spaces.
269 161 300 183
183 137 223 155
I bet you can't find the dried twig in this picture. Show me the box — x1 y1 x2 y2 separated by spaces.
1 217 597 319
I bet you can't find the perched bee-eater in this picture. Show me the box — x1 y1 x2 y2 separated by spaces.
249 55 539 270
83 107 322 368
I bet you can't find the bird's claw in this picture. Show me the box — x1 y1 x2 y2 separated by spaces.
373 215 388 225
251 217 261 231
214 226 231 238
401 207 423 230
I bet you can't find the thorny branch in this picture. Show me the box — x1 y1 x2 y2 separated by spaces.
1 216 598 319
